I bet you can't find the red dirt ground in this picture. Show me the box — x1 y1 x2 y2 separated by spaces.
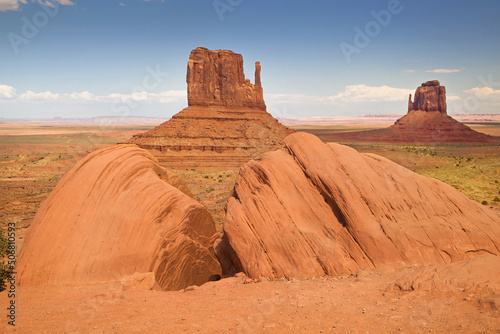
2 262 499 333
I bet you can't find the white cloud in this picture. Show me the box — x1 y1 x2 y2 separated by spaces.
267 85 413 105
55 0 74 5
107 90 186 103
154 90 187 103
447 95 462 101
107 92 148 102
0 0 24 11
464 86 500 96
329 84 413 103
19 90 60 100
0 84 17 98
67 91 99 102
267 93 326 104
464 87 500 101
1 85 186 104
426 69 461 74
38 0 55 8
0 0 74 12
404 70 416 73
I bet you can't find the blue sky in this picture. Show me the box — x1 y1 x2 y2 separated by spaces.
1 0 499 119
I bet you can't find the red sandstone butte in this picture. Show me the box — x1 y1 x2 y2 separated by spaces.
408 79 447 113
187 47 266 110
124 47 294 169
17 145 221 290
310 80 500 144
216 132 500 279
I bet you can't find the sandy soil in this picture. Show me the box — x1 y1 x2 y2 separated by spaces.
2 265 498 334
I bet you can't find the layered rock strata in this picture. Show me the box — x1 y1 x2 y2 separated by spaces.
18 145 221 290
125 47 293 169
216 132 500 279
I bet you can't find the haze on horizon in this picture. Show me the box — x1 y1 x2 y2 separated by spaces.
0 0 499 120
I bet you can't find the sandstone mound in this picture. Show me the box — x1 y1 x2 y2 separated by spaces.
313 80 500 144
125 47 294 169
216 132 500 279
17 145 221 290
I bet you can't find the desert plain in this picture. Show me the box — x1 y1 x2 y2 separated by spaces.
1 117 499 333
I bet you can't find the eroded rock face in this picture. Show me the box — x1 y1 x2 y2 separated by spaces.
18 145 221 290
187 47 265 110
216 132 500 279
124 47 294 169
408 80 447 113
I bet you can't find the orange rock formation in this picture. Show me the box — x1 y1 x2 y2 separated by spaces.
125 47 294 169
216 132 500 278
17 145 221 290
187 47 266 110
407 79 447 113
312 80 500 144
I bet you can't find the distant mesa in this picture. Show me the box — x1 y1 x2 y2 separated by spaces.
124 47 294 169
17 145 221 290
310 80 500 144
215 132 500 279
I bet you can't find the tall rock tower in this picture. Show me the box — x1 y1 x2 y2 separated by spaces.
407 80 447 114
186 47 266 110
124 47 294 169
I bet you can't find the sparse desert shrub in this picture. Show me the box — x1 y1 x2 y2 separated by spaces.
494 197 500 202
0 231 11 292
481 201 488 205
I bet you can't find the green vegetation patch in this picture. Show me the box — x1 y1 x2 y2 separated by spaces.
345 142 500 207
